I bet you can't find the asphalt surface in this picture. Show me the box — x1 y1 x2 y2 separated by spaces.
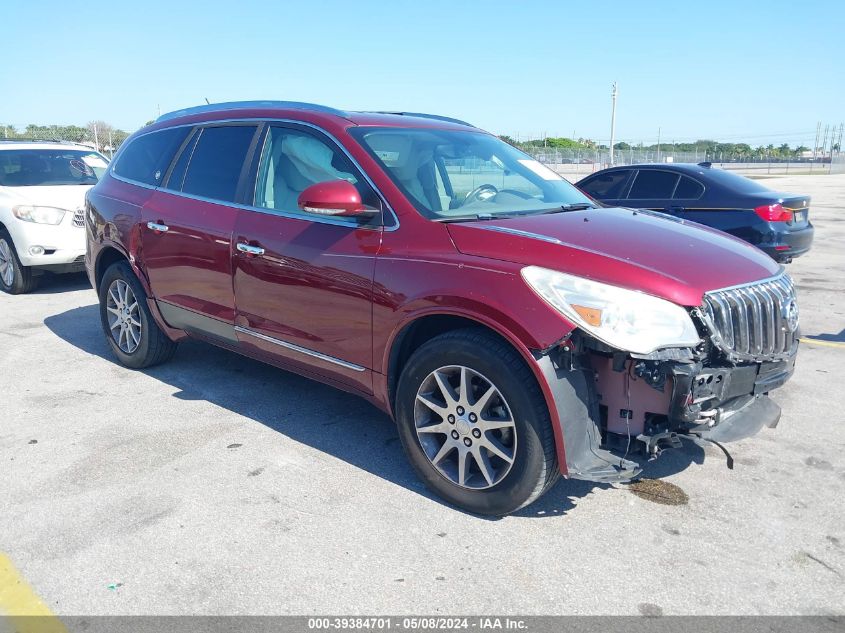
1 175 844 616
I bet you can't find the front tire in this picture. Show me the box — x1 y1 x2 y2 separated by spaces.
0 231 38 294
395 328 559 515
99 260 177 368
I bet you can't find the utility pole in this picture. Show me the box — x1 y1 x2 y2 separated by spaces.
609 81 618 166
813 121 821 159
656 127 661 163
822 124 830 157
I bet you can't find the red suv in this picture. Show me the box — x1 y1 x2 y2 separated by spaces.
85 102 799 515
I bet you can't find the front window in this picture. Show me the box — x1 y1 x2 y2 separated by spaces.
254 126 379 216
349 128 593 220
0 149 109 187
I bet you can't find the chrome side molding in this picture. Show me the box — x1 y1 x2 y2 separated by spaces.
234 326 366 372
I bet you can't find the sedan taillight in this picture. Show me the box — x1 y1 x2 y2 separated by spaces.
754 203 792 222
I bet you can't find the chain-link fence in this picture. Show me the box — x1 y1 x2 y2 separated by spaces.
523 147 840 179
1 123 134 159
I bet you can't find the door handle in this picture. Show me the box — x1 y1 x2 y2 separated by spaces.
147 221 169 233
236 242 265 257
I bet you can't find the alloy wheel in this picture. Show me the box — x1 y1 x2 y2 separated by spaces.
106 279 142 353
414 365 517 490
0 239 14 287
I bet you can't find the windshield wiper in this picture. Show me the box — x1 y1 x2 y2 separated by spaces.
535 202 596 214
433 204 595 223
433 213 497 223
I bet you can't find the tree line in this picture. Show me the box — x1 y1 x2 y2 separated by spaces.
1 121 132 155
499 135 818 159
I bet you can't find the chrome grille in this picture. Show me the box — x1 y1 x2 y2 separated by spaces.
72 208 85 227
701 273 798 361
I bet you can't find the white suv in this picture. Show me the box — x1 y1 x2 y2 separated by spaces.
0 140 109 293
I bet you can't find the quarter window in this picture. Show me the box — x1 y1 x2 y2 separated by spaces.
628 170 680 199
113 127 189 186
673 175 704 199
254 126 379 217
164 129 199 191
181 125 257 203
579 170 631 199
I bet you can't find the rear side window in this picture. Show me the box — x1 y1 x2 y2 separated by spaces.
181 126 257 203
579 170 631 199
113 127 189 186
628 170 679 199
673 175 704 199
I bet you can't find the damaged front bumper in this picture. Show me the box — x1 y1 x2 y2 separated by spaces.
662 350 795 441
537 336 798 484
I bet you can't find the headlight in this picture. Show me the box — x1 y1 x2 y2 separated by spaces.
12 205 67 225
521 266 700 354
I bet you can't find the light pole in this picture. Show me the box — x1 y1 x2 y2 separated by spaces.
657 127 661 163
609 82 618 166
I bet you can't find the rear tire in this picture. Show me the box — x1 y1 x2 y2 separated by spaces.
0 231 38 295
395 328 559 515
99 260 177 368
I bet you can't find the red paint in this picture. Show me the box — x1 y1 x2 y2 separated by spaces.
140 190 238 321
232 210 380 394
297 180 369 217
85 104 783 478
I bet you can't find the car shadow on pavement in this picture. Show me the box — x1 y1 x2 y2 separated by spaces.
803 328 845 343
31 271 92 295
44 303 704 520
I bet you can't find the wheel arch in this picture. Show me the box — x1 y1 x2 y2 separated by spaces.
94 242 185 343
94 243 151 296
383 309 570 474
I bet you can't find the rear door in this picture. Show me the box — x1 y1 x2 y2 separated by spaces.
231 124 384 393
140 123 260 342
623 168 680 213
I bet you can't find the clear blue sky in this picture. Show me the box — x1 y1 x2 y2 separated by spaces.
2 0 842 147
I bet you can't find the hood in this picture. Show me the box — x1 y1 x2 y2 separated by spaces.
446 207 781 307
0 185 92 211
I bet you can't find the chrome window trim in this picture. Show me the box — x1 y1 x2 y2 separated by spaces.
110 172 158 191
234 325 366 372
110 117 399 231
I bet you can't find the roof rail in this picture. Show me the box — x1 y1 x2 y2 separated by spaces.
367 111 474 127
155 100 349 123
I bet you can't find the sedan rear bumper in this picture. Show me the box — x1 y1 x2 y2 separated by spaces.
759 222 814 262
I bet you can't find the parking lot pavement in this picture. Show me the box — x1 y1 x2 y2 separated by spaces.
1 175 844 617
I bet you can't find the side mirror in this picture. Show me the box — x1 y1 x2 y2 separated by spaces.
297 180 376 218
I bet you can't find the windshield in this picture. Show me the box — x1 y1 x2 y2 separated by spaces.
349 127 593 220
0 148 110 187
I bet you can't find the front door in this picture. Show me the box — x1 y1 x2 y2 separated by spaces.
140 124 259 342
232 124 383 393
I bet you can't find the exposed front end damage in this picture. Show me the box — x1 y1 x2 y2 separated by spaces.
538 273 800 483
